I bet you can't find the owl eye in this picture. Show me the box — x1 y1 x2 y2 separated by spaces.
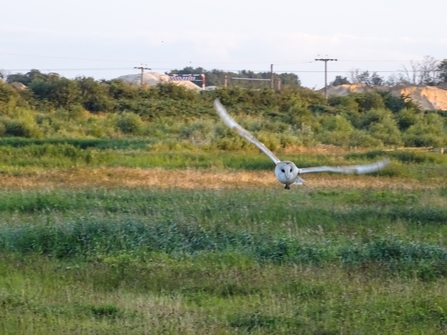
281 169 285 173
290 168 292 172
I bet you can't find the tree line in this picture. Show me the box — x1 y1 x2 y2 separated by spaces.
333 56 447 87
0 69 446 148
168 66 301 88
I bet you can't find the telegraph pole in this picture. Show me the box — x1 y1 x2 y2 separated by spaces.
134 66 151 86
315 58 337 98
270 64 274 89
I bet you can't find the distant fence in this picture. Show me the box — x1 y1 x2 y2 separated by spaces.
225 76 281 89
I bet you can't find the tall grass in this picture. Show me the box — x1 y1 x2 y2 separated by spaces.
0 145 446 333
1 186 447 333
0 188 446 272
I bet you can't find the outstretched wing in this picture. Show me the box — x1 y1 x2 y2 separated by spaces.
213 99 281 164
298 158 390 174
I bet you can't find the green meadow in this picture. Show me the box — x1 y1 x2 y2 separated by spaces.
1 78 447 333
0 140 446 334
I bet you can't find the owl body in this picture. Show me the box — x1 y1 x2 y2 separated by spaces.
274 161 305 189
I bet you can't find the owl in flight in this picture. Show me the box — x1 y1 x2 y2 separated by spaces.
214 99 389 189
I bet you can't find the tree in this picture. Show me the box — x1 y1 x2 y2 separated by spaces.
276 73 301 87
348 69 384 86
27 73 82 108
168 67 301 88
332 76 350 86
7 69 48 86
399 56 440 85
76 76 114 112
351 92 386 112
403 113 447 147
0 81 20 114
438 59 447 83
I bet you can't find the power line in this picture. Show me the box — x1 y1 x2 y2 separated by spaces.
315 58 337 98
134 66 151 86
2 51 441 65
2 67 440 75
3 68 133 72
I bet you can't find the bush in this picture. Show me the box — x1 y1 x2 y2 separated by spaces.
0 82 20 115
68 105 88 121
352 91 386 112
116 112 144 135
178 120 214 143
318 131 352 147
256 132 281 151
320 114 354 132
368 118 402 146
403 114 447 147
348 130 383 148
360 108 393 128
395 108 422 131
3 119 43 138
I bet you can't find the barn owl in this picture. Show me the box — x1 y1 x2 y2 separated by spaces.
213 99 390 189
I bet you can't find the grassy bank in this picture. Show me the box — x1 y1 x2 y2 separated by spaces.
1 186 447 334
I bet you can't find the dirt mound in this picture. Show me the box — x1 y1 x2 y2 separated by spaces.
396 85 447 110
323 84 447 110
116 72 202 91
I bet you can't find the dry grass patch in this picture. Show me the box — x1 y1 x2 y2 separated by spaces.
0 167 434 191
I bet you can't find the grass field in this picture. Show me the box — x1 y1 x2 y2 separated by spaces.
0 142 447 334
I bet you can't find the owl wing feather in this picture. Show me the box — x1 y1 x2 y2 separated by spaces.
214 99 389 176
298 159 390 174
214 99 281 164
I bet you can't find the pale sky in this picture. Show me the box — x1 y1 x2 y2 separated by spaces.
2 0 446 88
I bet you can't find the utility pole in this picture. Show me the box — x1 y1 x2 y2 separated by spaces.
315 58 337 98
270 64 274 89
134 66 151 86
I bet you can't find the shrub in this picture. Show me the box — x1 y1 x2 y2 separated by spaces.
320 114 354 132
3 119 43 138
395 108 422 131
0 82 19 115
116 112 144 135
178 120 214 143
368 118 402 146
256 132 281 151
352 91 386 112
348 130 383 148
403 114 447 147
68 105 88 121
318 131 352 147
360 108 393 128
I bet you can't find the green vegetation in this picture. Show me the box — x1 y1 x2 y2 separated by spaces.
1 183 447 334
1 70 447 149
1 71 447 333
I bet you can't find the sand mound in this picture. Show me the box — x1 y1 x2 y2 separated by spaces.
116 72 202 91
397 85 447 110
323 84 447 110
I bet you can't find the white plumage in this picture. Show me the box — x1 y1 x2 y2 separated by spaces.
213 99 390 189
